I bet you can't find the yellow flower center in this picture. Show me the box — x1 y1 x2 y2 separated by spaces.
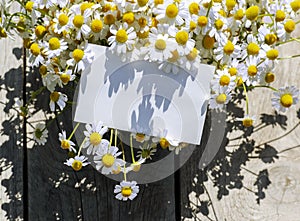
189 2 200 14
284 20 295 33
80 2 94 13
223 40 234 55
266 49 279 60
247 65 257 76
49 37 60 50
175 30 189 45
226 0 236 11
102 154 115 167
30 43 40 56
123 12 135 24
214 19 224 30
50 91 60 102
186 48 198 61
25 1 34 12
234 9 244 20
35 25 47 39
102 4 111 12
138 17 147 28
116 29 128 43
228 67 237 76
137 0 149 7
247 42 260 55
216 94 227 104
73 15 84 28
154 0 163 5
137 31 149 39
91 19 103 33
155 39 166 50
218 9 226 17
242 118 253 127
202 35 215 49
197 16 208 27
245 5 259 21
265 72 275 83
104 14 115 25
89 132 102 146
39 65 47 76
159 138 170 149
135 133 146 142
112 166 121 174
219 75 230 86
189 21 197 31
121 187 132 197
72 160 82 171
60 73 71 84
166 4 178 18
58 14 69 26
61 140 71 149
131 162 142 172
275 10 286 22
73 49 84 62
290 0 300 12
264 33 277 45
236 76 243 86
168 50 180 62
280 94 293 107
0 27 7 38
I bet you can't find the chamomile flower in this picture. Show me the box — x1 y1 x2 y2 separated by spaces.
64 155 89 171
114 180 139 201
211 69 236 91
94 145 125 175
259 67 276 85
213 37 241 64
69 4 92 40
277 19 296 41
143 25 174 62
43 37 68 58
130 157 146 172
257 25 277 45
89 11 104 41
131 132 150 143
49 91 68 112
28 42 45 67
33 123 48 145
152 129 179 149
271 86 299 112
67 43 94 72
244 5 260 28
108 23 137 57
181 47 201 72
41 72 60 92
83 122 108 155
137 144 156 160
242 34 266 59
236 115 256 127
52 10 72 34
241 56 264 86
168 26 195 56
209 87 232 110
154 0 189 26
58 69 76 87
58 130 76 152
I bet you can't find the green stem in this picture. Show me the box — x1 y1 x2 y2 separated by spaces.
242 82 249 115
119 141 127 181
68 122 80 140
77 137 87 156
109 129 113 147
130 135 136 163
114 129 117 147
278 54 300 60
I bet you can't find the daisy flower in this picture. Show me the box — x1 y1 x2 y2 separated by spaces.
58 130 76 152
276 19 296 41
209 87 232 110
207 7 228 42
244 5 260 28
241 34 266 59
181 47 201 72
114 180 139 201
257 25 277 45
69 4 92 40
64 155 89 171
130 157 146 172
49 91 68 112
28 42 45 67
43 37 68 58
83 122 108 155
94 145 125 175
58 69 76 87
41 72 60 92
142 25 174 62
131 132 150 143
33 123 48 145
67 43 94 72
154 0 189 26
52 10 72 34
213 37 241 64
211 69 236 91
89 11 104 41
241 56 264 86
168 26 195 56
137 144 156 160
152 129 179 150
236 115 256 127
259 67 276 85
108 23 137 57
271 86 299 112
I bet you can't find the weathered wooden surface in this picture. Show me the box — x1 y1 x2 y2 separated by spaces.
1 19 300 221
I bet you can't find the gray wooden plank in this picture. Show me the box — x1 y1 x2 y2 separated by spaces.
0 37 24 219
